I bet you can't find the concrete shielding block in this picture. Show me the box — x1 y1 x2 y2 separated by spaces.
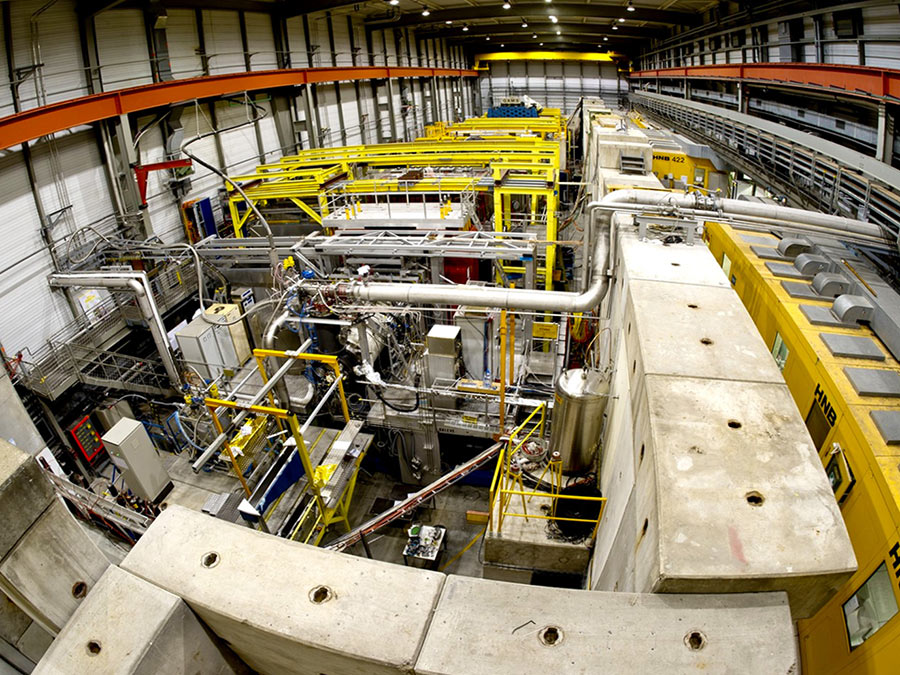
121 505 445 675
633 374 856 618
0 500 110 633
415 576 797 674
34 566 245 674
0 439 55 559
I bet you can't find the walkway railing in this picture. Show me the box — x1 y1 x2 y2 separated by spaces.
487 402 606 540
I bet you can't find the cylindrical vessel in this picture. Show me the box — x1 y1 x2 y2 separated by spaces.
550 368 609 474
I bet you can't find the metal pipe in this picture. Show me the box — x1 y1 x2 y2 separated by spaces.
337 196 613 312
330 189 889 313
263 309 294 411
190 356 296 472
48 271 181 387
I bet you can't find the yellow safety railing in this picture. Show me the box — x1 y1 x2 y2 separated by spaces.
203 348 360 546
488 402 606 540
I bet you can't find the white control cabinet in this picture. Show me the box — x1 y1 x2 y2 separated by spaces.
102 418 171 502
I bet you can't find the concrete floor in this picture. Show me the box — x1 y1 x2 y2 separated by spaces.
338 470 491 578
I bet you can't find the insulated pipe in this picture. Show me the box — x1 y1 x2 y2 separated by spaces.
48 272 181 388
263 309 294 412
327 189 889 313
335 198 614 313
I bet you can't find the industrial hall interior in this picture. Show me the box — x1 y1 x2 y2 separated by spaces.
2 0 900 672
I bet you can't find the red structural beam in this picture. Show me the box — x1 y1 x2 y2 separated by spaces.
0 66 477 151
630 63 900 102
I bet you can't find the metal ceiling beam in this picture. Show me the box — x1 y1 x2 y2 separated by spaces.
368 2 698 28
421 22 664 40
0 65 475 151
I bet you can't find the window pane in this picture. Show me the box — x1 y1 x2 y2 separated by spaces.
843 563 898 650
771 332 789 371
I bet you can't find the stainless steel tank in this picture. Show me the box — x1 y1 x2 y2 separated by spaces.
550 368 610 474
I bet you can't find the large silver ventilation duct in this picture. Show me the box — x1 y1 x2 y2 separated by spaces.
327 190 889 314
48 271 182 388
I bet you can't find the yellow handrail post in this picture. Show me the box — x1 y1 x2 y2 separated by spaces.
206 404 251 496
498 310 507 433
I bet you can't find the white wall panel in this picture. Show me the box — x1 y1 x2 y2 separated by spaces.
32 131 115 229
862 6 900 69
181 106 224 208
217 101 262 174
0 154 73 354
245 12 277 71
339 83 362 145
371 29 384 66
285 16 309 67
167 9 204 79
331 16 353 66
95 9 154 90
307 17 327 66
257 101 282 161
10 0 89 109
202 10 244 74
135 125 184 243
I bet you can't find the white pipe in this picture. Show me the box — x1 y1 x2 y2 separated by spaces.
324 189 888 313
48 271 181 388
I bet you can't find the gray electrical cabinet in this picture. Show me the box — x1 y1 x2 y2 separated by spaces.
101 418 172 502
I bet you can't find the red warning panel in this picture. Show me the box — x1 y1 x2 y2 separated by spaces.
70 415 104 462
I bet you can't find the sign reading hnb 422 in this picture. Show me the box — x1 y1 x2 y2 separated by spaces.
814 383 838 426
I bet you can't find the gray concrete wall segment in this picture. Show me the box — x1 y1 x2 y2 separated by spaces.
640 374 855 618
34 566 243 675
0 439 55 559
0 372 46 455
415 576 797 674
0 500 110 634
121 506 445 675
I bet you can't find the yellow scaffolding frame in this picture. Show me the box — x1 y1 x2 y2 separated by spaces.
204 348 360 545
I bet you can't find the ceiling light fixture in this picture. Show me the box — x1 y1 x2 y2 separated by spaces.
612 25 618 30
486 36 491 40
501 43 505 47
549 15 558 23
603 36 608 41
421 8 430 16
618 17 625 22
389 0 399 5
445 20 452 24
462 24 469 31
627 0 635 10
503 2 511 8
532 34 537 38
555 29 561 34
522 21 528 27
539 42 544 46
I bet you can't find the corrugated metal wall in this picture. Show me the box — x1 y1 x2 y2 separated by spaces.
480 60 620 113
0 2 470 357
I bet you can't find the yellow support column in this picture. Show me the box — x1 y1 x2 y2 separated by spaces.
544 189 558 291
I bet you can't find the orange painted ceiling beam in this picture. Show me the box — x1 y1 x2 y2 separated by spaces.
0 66 476 151
630 63 900 102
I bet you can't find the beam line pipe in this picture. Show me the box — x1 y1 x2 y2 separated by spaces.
190 355 297 473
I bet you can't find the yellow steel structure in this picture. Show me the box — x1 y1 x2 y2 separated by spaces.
226 134 563 290
204 348 362 546
704 222 900 675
